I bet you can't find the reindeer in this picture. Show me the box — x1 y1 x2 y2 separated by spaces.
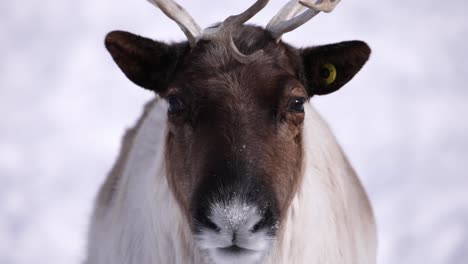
85 0 377 263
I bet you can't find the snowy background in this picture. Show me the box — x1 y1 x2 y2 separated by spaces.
1 0 467 263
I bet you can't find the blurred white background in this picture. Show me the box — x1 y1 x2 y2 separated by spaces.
1 0 467 263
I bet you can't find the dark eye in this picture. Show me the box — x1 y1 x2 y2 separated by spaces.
287 97 306 113
167 96 185 114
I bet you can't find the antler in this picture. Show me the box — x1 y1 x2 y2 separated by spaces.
146 0 202 46
146 0 268 61
266 0 342 40
202 0 269 63
145 0 341 50
202 0 269 40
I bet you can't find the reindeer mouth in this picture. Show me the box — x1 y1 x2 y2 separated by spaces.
193 198 276 264
211 244 265 264
217 245 255 255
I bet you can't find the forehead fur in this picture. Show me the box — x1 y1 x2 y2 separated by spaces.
169 25 305 109
178 25 300 85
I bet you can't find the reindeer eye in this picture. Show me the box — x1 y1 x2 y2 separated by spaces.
320 63 337 85
167 96 185 114
287 97 306 113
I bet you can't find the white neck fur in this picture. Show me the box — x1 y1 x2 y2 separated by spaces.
85 99 376 264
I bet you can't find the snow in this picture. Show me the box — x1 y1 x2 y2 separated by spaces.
1 0 467 263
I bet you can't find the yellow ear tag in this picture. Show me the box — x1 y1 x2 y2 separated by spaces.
319 63 337 85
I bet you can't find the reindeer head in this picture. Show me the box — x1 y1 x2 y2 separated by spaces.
105 0 370 263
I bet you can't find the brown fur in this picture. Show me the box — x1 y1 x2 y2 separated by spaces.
164 26 306 223
103 24 371 231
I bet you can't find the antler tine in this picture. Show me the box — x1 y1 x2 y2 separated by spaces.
267 8 320 40
266 0 307 29
203 0 269 39
300 0 342 13
200 0 269 64
223 0 269 28
146 0 202 46
266 0 342 41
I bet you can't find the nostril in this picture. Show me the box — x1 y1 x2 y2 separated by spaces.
192 205 222 233
204 218 221 232
250 208 276 233
250 217 266 233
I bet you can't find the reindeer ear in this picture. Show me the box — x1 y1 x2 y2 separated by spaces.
301 41 371 96
105 30 189 93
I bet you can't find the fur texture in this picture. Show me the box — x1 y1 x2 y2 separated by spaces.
85 98 376 264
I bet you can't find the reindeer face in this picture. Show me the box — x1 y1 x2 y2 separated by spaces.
162 29 306 262
105 22 370 264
